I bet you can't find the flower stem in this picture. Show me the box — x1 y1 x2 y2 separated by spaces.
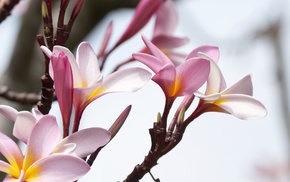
123 97 175 181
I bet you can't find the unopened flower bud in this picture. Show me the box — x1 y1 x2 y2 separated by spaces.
42 1 49 19
108 105 131 139
177 106 185 126
60 0 70 10
70 0 85 21
156 112 161 124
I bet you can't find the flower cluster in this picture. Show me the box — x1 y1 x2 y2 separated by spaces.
0 0 267 181
0 105 111 181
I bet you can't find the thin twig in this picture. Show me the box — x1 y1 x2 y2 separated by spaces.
0 85 57 105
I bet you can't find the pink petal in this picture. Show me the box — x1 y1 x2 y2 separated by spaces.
166 51 187 67
3 175 23 182
56 128 111 158
73 87 98 113
153 0 178 36
200 54 226 94
73 76 103 114
13 112 37 144
152 64 176 97
152 35 189 50
0 132 23 176
186 45 220 63
41 45 83 88
87 67 151 103
73 68 150 130
0 161 18 177
51 52 73 135
194 91 221 101
31 109 43 120
53 143 76 155
40 46 52 59
214 94 267 120
133 53 164 73
23 115 61 171
52 46 82 87
7 170 24 181
222 74 253 96
0 105 18 121
175 58 210 96
114 0 163 47
25 154 90 182
76 42 101 87
141 35 173 65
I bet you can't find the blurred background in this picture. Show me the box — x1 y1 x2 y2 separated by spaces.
0 0 289 181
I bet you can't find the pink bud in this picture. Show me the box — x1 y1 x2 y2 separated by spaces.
113 0 163 49
108 105 131 139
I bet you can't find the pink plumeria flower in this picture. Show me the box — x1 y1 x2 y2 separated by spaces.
147 0 189 66
113 0 163 49
193 49 267 120
114 1 188 71
0 105 111 156
41 42 151 131
0 114 111 181
0 105 43 144
133 35 210 98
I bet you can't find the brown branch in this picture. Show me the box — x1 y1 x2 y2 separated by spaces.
0 0 20 23
123 98 175 182
0 86 41 104
36 33 55 115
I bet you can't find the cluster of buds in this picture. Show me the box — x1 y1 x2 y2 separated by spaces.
37 0 89 115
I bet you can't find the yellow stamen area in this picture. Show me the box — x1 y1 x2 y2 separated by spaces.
22 149 38 172
169 76 182 97
6 165 20 179
24 165 42 181
160 48 168 56
81 80 89 88
87 87 106 100
212 98 224 106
